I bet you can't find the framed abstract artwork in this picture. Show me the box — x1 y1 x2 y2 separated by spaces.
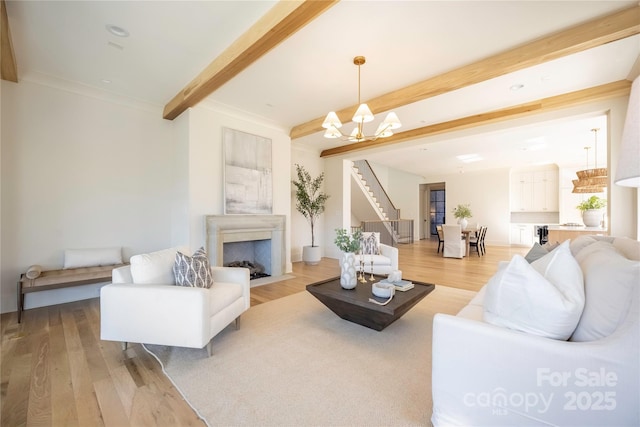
223 128 273 214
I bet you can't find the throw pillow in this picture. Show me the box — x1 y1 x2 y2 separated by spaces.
361 233 380 255
524 242 548 263
612 236 640 261
483 241 584 340
543 241 560 251
173 247 214 288
569 235 615 257
130 246 188 285
570 242 639 342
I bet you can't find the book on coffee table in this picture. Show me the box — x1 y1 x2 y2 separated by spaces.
379 278 414 291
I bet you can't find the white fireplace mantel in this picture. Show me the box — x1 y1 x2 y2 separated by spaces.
205 215 286 278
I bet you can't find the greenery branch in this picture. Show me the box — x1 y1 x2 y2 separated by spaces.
334 228 363 253
452 204 473 219
576 195 606 212
292 164 329 247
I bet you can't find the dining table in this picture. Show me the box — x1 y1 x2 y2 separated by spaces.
461 228 475 257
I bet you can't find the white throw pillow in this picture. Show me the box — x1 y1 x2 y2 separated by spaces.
570 242 639 342
63 247 122 269
130 246 188 285
483 241 584 340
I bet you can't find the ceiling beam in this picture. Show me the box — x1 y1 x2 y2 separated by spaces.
293 4 640 140
320 80 632 158
163 0 338 120
1 0 18 82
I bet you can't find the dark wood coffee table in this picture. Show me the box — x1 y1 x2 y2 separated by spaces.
306 275 435 331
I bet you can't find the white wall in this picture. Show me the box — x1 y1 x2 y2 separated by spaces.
0 80 294 314
184 103 293 272
1 79 176 312
369 161 424 238
422 168 512 245
323 158 352 259
291 146 325 262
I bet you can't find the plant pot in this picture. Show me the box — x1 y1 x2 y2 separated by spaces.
582 209 603 227
302 246 321 265
458 218 469 230
339 252 357 289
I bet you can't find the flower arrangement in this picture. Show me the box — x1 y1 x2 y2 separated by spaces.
576 195 606 212
334 228 363 253
452 204 472 219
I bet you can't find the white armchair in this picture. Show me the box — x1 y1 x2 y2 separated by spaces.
442 225 465 258
100 247 250 356
360 232 399 275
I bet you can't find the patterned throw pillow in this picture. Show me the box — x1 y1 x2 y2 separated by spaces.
173 247 214 288
361 233 379 255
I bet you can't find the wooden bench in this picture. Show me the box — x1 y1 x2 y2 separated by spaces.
17 264 128 323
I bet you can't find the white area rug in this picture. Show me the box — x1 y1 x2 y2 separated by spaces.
144 285 475 426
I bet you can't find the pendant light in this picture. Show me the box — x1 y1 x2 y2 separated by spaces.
322 56 401 142
572 128 607 193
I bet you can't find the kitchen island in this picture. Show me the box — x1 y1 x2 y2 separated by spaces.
547 225 608 243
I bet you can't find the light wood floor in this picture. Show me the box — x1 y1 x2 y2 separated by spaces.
1 238 528 426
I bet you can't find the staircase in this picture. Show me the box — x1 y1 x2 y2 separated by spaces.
351 160 411 245
351 160 399 221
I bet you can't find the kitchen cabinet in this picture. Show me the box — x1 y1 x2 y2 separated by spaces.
510 224 534 246
510 168 558 212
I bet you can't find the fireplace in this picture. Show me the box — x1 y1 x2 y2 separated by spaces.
205 215 286 280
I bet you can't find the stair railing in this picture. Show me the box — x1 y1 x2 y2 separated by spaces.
360 220 414 246
352 160 400 221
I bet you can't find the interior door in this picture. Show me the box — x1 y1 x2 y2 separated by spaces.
430 188 446 236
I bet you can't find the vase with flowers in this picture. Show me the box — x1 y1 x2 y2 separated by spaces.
576 195 606 227
452 204 473 230
334 228 363 289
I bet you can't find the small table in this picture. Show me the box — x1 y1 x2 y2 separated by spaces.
306 275 435 331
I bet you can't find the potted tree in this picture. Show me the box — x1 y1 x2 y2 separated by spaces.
452 204 473 230
292 164 329 265
576 195 606 227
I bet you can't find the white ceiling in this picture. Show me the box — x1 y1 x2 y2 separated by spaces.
5 1 639 177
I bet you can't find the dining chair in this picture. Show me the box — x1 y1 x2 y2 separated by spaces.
469 226 487 256
479 226 488 255
442 225 466 258
436 225 445 254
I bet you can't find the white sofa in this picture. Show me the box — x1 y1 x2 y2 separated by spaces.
432 235 639 426
100 247 250 356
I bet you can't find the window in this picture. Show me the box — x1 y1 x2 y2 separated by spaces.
430 189 446 235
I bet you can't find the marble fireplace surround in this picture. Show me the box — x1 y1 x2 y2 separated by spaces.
205 215 286 279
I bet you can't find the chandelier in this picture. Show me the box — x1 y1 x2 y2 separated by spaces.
572 128 607 193
322 56 401 142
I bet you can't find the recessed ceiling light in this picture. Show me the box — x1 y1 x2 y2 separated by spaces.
510 83 524 91
100 79 112 84
106 24 129 37
456 153 483 163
